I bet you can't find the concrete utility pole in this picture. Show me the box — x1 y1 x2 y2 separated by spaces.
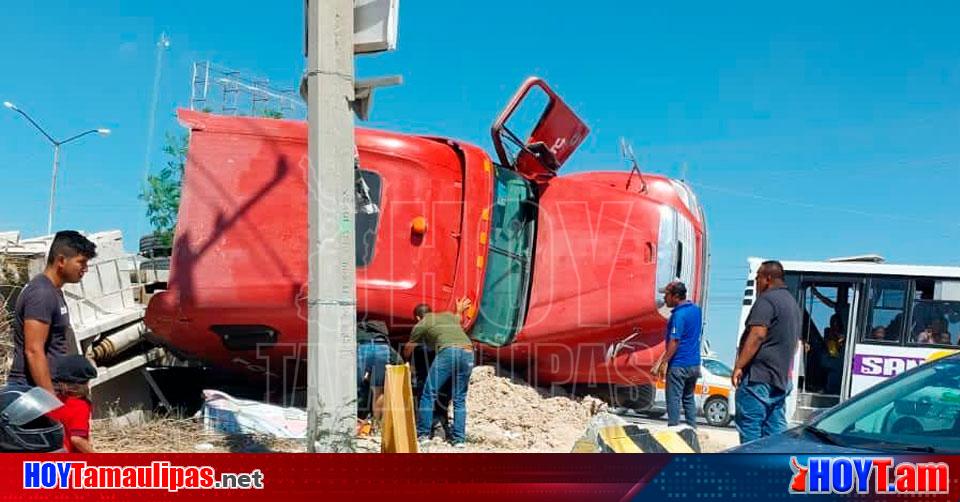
305 0 358 452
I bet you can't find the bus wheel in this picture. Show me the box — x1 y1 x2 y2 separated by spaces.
704 396 731 427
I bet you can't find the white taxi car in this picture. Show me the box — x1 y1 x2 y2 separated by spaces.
644 357 736 427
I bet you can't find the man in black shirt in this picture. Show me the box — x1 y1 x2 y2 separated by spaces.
733 260 801 444
6 231 96 393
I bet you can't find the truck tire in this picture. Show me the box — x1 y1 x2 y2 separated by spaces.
140 233 172 258
612 384 655 412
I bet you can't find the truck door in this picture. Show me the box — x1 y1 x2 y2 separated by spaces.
490 78 589 182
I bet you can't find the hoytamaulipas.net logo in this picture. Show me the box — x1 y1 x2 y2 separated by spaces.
790 456 948 495
23 461 264 492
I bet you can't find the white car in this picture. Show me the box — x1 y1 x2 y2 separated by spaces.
643 357 736 427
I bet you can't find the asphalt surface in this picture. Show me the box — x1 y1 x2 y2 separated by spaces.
612 408 742 452
613 407 735 434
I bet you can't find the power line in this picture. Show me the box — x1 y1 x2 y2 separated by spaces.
691 181 960 232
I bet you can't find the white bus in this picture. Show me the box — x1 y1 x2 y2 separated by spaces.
736 256 960 425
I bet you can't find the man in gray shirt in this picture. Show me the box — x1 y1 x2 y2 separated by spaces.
7 231 97 393
733 260 801 444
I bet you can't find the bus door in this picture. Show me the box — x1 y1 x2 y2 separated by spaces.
793 276 862 422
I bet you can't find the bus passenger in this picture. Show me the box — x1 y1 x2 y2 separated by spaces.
868 326 887 341
819 315 845 394
917 319 951 345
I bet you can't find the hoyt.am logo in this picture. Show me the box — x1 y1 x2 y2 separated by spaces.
789 457 949 495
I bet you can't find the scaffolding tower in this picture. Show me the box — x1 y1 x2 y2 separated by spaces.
189 61 304 119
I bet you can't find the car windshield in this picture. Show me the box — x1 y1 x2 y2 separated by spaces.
703 359 733 378
811 356 960 453
471 166 537 347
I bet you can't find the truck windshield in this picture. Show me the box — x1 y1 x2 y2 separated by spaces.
471 166 537 347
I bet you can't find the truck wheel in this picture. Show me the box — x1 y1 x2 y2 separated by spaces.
612 384 655 411
704 396 731 427
140 233 172 258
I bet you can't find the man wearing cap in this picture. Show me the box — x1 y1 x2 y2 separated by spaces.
653 281 703 428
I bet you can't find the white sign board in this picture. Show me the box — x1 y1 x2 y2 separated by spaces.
354 0 399 53
304 0 399 55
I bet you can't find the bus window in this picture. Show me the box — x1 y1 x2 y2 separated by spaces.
863 279 908 344
908 280 960 347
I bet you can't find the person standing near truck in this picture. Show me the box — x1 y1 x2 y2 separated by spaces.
733 260 801 444
653 281 703 428
6 231 97 393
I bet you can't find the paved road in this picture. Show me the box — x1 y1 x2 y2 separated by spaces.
614 408 734 434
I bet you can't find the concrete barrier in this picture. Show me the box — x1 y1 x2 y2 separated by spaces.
571 414 701 453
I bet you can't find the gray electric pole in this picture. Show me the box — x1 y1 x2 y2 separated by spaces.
305 0 357 453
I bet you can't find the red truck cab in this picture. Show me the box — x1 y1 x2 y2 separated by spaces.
145 78 708 409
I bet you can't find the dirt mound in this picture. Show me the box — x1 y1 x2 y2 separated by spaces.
434 365 606 452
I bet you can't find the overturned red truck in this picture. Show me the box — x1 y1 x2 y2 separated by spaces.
144 78 708 409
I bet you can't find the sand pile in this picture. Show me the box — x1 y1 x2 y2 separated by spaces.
441 365 606 452
88 362 611 454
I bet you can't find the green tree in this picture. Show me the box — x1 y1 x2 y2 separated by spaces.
258 108 284 119
140 133 188 246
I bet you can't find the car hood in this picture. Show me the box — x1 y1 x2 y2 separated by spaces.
726 427 876 454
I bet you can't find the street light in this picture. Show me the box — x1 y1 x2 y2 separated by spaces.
3 100 111 234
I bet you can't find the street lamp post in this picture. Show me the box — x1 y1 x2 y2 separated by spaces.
3 101 110 234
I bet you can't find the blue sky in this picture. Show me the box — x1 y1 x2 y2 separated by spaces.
2 1 958 364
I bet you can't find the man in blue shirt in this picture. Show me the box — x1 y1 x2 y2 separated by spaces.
653 281 703 428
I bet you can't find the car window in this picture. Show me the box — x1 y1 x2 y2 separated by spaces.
814 358 960 452
703 359 732 378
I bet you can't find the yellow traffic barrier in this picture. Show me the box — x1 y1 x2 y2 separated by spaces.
598 425 644 453
381 363 418 453
573 421 701 453
651 429 696 453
